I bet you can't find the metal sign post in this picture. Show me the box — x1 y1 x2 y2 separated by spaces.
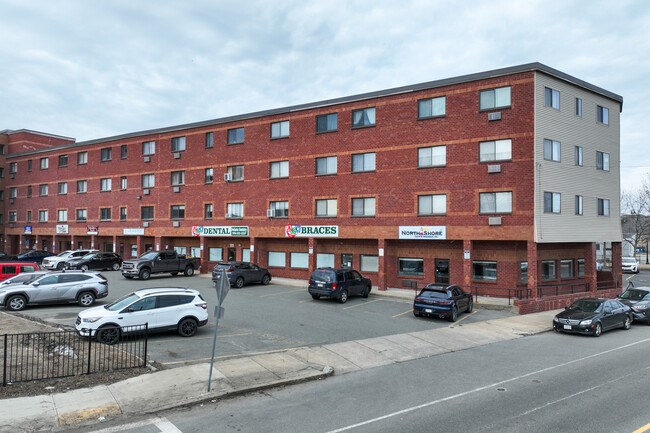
207 269 230 392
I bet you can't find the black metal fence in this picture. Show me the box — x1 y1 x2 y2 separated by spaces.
2 324 148 386
537 282 590 298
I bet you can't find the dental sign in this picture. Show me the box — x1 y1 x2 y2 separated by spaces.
399 226 446 240
192 226 249 237
285 225 339 238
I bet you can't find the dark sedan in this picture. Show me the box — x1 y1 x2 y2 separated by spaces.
15 250 56 264
66 252 122 271
553 298 633 337
212 262 271 288
413 284 472 322
617 286 650 324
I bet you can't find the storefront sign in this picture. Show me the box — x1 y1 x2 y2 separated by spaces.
24 226 32 234
56 225 69 234
192 226 249 237
87 225 99 236
123 228 145 236
398 226 446 240
285 225 339 238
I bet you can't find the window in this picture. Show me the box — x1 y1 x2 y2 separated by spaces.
418 96 446 118
40 157 49 169
205 132 213 148
598 198 610 216
120 207 127 221
227 203 243 219
26 210 31 222
544 87 560 109
575 195 583 215
360 255 378 272
204 203 213 219
317 253 335 268
0 167 3 178
8 212 16 223
100 208 112 221
352 107 376 128
242 249 251 262
121 176 127 190
479 192 512 214
351 197 375 217
100 178 112 192
597 105 609 125
577 259 585 277
39 184 48 196
58 182 67 195
398 258 424 276
228 127 244 144
142 174 155 188
27 160 32 171
596 151 610 171
576 98 582 117
351 153 375 172
479 86 511 110
575 146 583 166
290 252 309 269
542 260 556 280
315 199 337 217
418 194 446 215
560 259 574 278
205 168 213 184
76 209 87 222
58 154 68 167
315 156 337 175
271 121 290 138
268 251 286 267
142 141 155 156
473 261 497 281
418 146 446 167
39 210 48 222
170 205 185 220
269 201 289 218
479 139 511 162
0 191 3 200
316 113 338 133
77 151 88 165
544 139 561 162
227 165 244 181
141 206 154 220
207 247 223 261
171 171 185 186
9 162 17 173
101 148 112 161
77 180 87 193
9 187 16 198
520 261 528 282
270 161 289 178
171 136 186 152
544 192 561 213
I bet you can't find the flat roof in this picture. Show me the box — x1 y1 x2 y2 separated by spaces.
7 62 623 159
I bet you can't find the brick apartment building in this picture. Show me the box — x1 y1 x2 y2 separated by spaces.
0 63 623 313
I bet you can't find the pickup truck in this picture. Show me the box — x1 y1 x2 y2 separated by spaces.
121 250 201 280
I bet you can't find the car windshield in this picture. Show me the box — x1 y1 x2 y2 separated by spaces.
622 258 636 264
80 253 97 259
311 270 335 283
138 252 159 260
619 289 650 301
105 293 140 311
2 272 45 285
419 290 448 299
57 251 73 258
216 264 232 270
569 299 603 313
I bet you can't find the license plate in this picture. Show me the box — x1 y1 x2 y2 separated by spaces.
317 283 324 287
563 324 571 330
425 309 432 313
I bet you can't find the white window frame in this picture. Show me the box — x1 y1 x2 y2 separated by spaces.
227 203 244 219
351 197 376 217
271 121 290 138
360 254 378 272
315 156 337 175
100 178 112 192
268 251 286 267
479 86 511 110
171 136 186 152
418 146 446 167
290 252 309 269
479 192 512 214
544 192 561 213
418 194 446 215
544 87 560 109
351 153 375 172
352 107 376 128
315 199 337 217
142 141 155 156
270 161 289 179
171 171 185 186
142 174 155 188
479 139 512 162
544 139 561 162
58 209 68 222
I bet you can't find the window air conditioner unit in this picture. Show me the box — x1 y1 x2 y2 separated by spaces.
488 111 502 121
488 216 502 226
173 186 181 193
144 156 151 163
173 221 180 227
143 222 150 227
487 164 502 173
267 209 274 218
174 153 181 159
224 173 233 182
143 189 150 195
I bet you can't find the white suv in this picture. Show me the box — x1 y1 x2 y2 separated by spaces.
42 249 99 270
622 257 639 274
75 288 208 344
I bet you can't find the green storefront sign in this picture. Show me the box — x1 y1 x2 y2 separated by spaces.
192 226 249 237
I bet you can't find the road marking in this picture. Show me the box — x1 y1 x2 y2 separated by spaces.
260 289 304 297
159 332 252 343
162 345 310 365
324 337 650 433
87 416 181 433
448 311 477 328
155 418 184 432
633 423 650 433
392 309 413 318
343 299 383 310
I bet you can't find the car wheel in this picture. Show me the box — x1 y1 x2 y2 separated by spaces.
178 318 198 337
593 322 602 337
362 285 370 298
311 294 321 300
261 274 271 285
234 277 244 288
184 266 194 277
112 262 120 271
338 290 348 304
448 306 458 322
139 269 151 280
467 299 474 313
7 295 27 311
80 264 89 271
56 262 65 270
78 292 96 307
623 315 632 330
96 326 120 345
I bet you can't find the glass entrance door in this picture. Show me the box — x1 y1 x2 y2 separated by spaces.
435 259 450 284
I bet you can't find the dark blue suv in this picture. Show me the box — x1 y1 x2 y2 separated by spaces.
308 268 371 303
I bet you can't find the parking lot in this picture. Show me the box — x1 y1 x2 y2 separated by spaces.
4 271 529 367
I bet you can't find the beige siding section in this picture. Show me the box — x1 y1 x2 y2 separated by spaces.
534 72 621 243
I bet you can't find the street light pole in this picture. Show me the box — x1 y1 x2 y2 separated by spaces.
646 238 649 265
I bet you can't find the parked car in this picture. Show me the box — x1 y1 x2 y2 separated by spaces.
15 250 56 264
66 252 122 271
553 298 633 337
622 257 639 273
0 270 47 287
42 249 99 270
0 262 39 281
121 250 200 280
0 270 108 311
308 268 371 303
212 261 271 288
413 284 473 322
617 286 650 324
75 288 208 344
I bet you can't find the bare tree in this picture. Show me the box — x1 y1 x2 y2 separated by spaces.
621 175 650 262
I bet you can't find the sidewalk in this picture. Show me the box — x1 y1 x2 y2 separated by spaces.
0 294 557 432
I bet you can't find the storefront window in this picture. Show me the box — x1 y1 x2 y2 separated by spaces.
209 248 223 262
360 255 378 272
190 247 201 258
130 244 138 257
242 248 250 262
290 252 308 269
398 258 424 276
341 254 352 269
541 260 556 280
577 259 585 277
520 261 528 282
560 259 574 278
472 261 497 281
317 253 335 268
268 251 286 267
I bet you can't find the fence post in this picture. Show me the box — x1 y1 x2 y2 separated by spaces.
143 323 148 368
3 334 7 387
87 331 92 375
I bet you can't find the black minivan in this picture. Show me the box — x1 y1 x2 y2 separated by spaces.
308 268 372 303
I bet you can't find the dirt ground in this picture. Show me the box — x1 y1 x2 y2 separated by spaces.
0 311 160 399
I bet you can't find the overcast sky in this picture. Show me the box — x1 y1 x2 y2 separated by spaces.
1 0 648 193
